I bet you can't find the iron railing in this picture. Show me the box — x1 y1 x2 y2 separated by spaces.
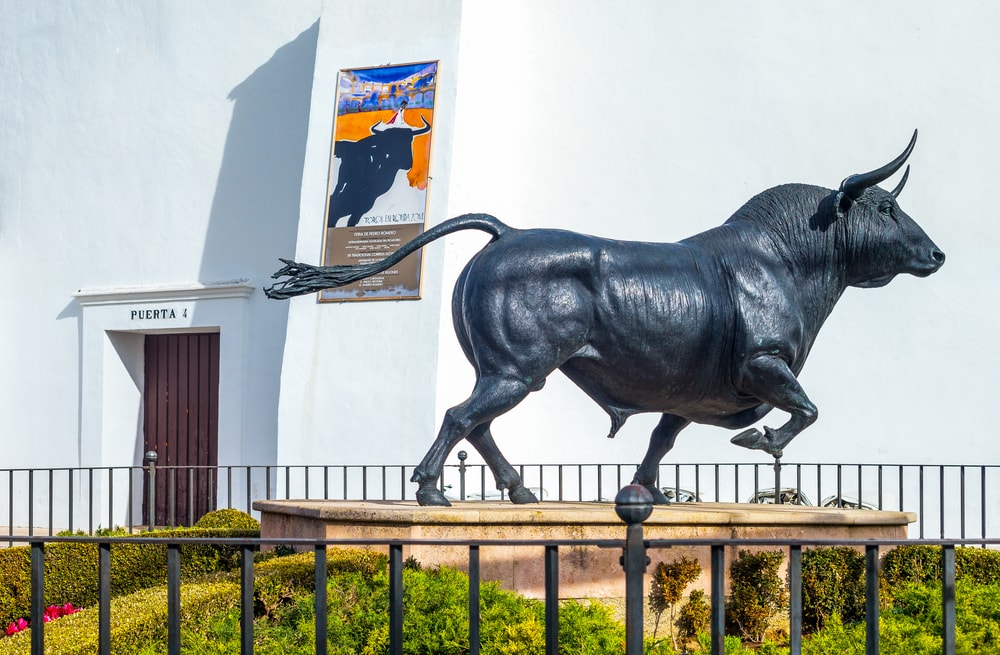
2 460 998 540
7 508 982 655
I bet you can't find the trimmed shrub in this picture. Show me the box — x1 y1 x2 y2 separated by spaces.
727 550 787 642
0 525 259 627
800 546 866 633
676 589 710 643
882 544 1000 605
194 508 260 531
0 582 239 655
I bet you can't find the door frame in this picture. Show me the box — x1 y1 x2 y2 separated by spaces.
75 281 254 526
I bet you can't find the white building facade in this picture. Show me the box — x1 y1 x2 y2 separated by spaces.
2 1 997 526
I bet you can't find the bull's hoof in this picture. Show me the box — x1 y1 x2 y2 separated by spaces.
507 485 539 504
644 484 671 505
416 487 452 507
731 428 784 458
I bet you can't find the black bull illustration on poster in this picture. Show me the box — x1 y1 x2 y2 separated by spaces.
269 131 945 507
327 116 431 228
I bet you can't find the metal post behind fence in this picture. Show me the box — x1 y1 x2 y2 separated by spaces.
458 450 468 501
144 451 157 531
615 484 653 655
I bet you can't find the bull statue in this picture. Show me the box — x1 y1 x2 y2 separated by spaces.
267 131 945 506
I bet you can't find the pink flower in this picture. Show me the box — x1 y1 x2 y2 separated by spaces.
6 617 28 636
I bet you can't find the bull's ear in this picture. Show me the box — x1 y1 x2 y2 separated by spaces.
834 190 852 219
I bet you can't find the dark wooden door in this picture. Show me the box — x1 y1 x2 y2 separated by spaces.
142 333 220 526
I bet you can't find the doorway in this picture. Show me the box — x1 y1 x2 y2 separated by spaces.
142 332 220 526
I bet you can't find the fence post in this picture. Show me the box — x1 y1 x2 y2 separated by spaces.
458 450 468 501
615 484 653 655
144 451 158 531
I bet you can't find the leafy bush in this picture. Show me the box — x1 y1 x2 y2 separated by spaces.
676 589 710 643
727 550 787 642
194 509 260 531
0 525 259 627
648 555 701 641
0 582 239 655
253 548 387 618
174 562 625 655
800 546 866 633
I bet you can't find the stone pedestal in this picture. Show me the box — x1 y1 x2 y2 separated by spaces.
255 499 914 603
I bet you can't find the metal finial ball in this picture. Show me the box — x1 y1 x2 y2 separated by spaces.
457 450 468 462
614 484 654 524
144 450 158 463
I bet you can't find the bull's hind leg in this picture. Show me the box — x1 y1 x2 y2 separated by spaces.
631 414 690 504
466 424 538 504
411 375 531 506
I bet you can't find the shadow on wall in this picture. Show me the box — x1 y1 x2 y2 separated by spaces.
199 20 320 464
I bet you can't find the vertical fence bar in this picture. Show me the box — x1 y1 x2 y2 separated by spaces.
389 543 403 655
127 468 134 533
89 468 94 535
188 468 195 525
545 545 559 655
246 467 252 514
315 544 328 655
711 544 725 655
68 469 74 534
108 468 114 531
936 543 956 655
227 466 233 509
169 469 177 527
558 465 564 502
960 466 966 541
314 544 327 655
789 544 802 655
982 467 988 542
734 465 739 503
816 464 822 509
942 544 956 655
28 470 33 537
898 465 904 512
241 545 254 655
168 544 181 655
865 544 879 655
8 471 14 547
99 542 111 655
714 464 720 502
940 466 946 539
469 545 481 655
919 465 925 538
836 464 843 506
31 541 44 655
47 470 53 536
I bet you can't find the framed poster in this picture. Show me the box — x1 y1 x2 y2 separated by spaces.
319 61 438 301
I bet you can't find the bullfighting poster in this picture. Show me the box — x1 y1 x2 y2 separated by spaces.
319 61 437 301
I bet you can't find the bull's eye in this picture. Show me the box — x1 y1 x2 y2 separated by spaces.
879 201 897 222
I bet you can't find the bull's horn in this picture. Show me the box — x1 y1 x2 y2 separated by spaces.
411 116 431 135
840 129 918 201
890 165 910 198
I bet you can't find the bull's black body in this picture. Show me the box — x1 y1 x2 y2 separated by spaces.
268 131 944 506
327 116 431 228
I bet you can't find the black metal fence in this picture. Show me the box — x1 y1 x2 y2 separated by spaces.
2 460 998 540
7 505 983 655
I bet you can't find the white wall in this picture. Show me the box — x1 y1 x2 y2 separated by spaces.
0 2 324 472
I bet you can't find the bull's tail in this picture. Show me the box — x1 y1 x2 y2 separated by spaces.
264 213 510 299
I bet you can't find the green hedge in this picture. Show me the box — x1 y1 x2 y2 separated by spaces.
0 582 239 655
0 523 259 627
882 544 1000 601
253 548 387 617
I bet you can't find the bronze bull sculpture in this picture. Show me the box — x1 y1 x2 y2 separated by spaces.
267 131 944 506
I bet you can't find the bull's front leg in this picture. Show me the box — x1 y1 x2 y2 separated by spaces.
730 354 817 459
